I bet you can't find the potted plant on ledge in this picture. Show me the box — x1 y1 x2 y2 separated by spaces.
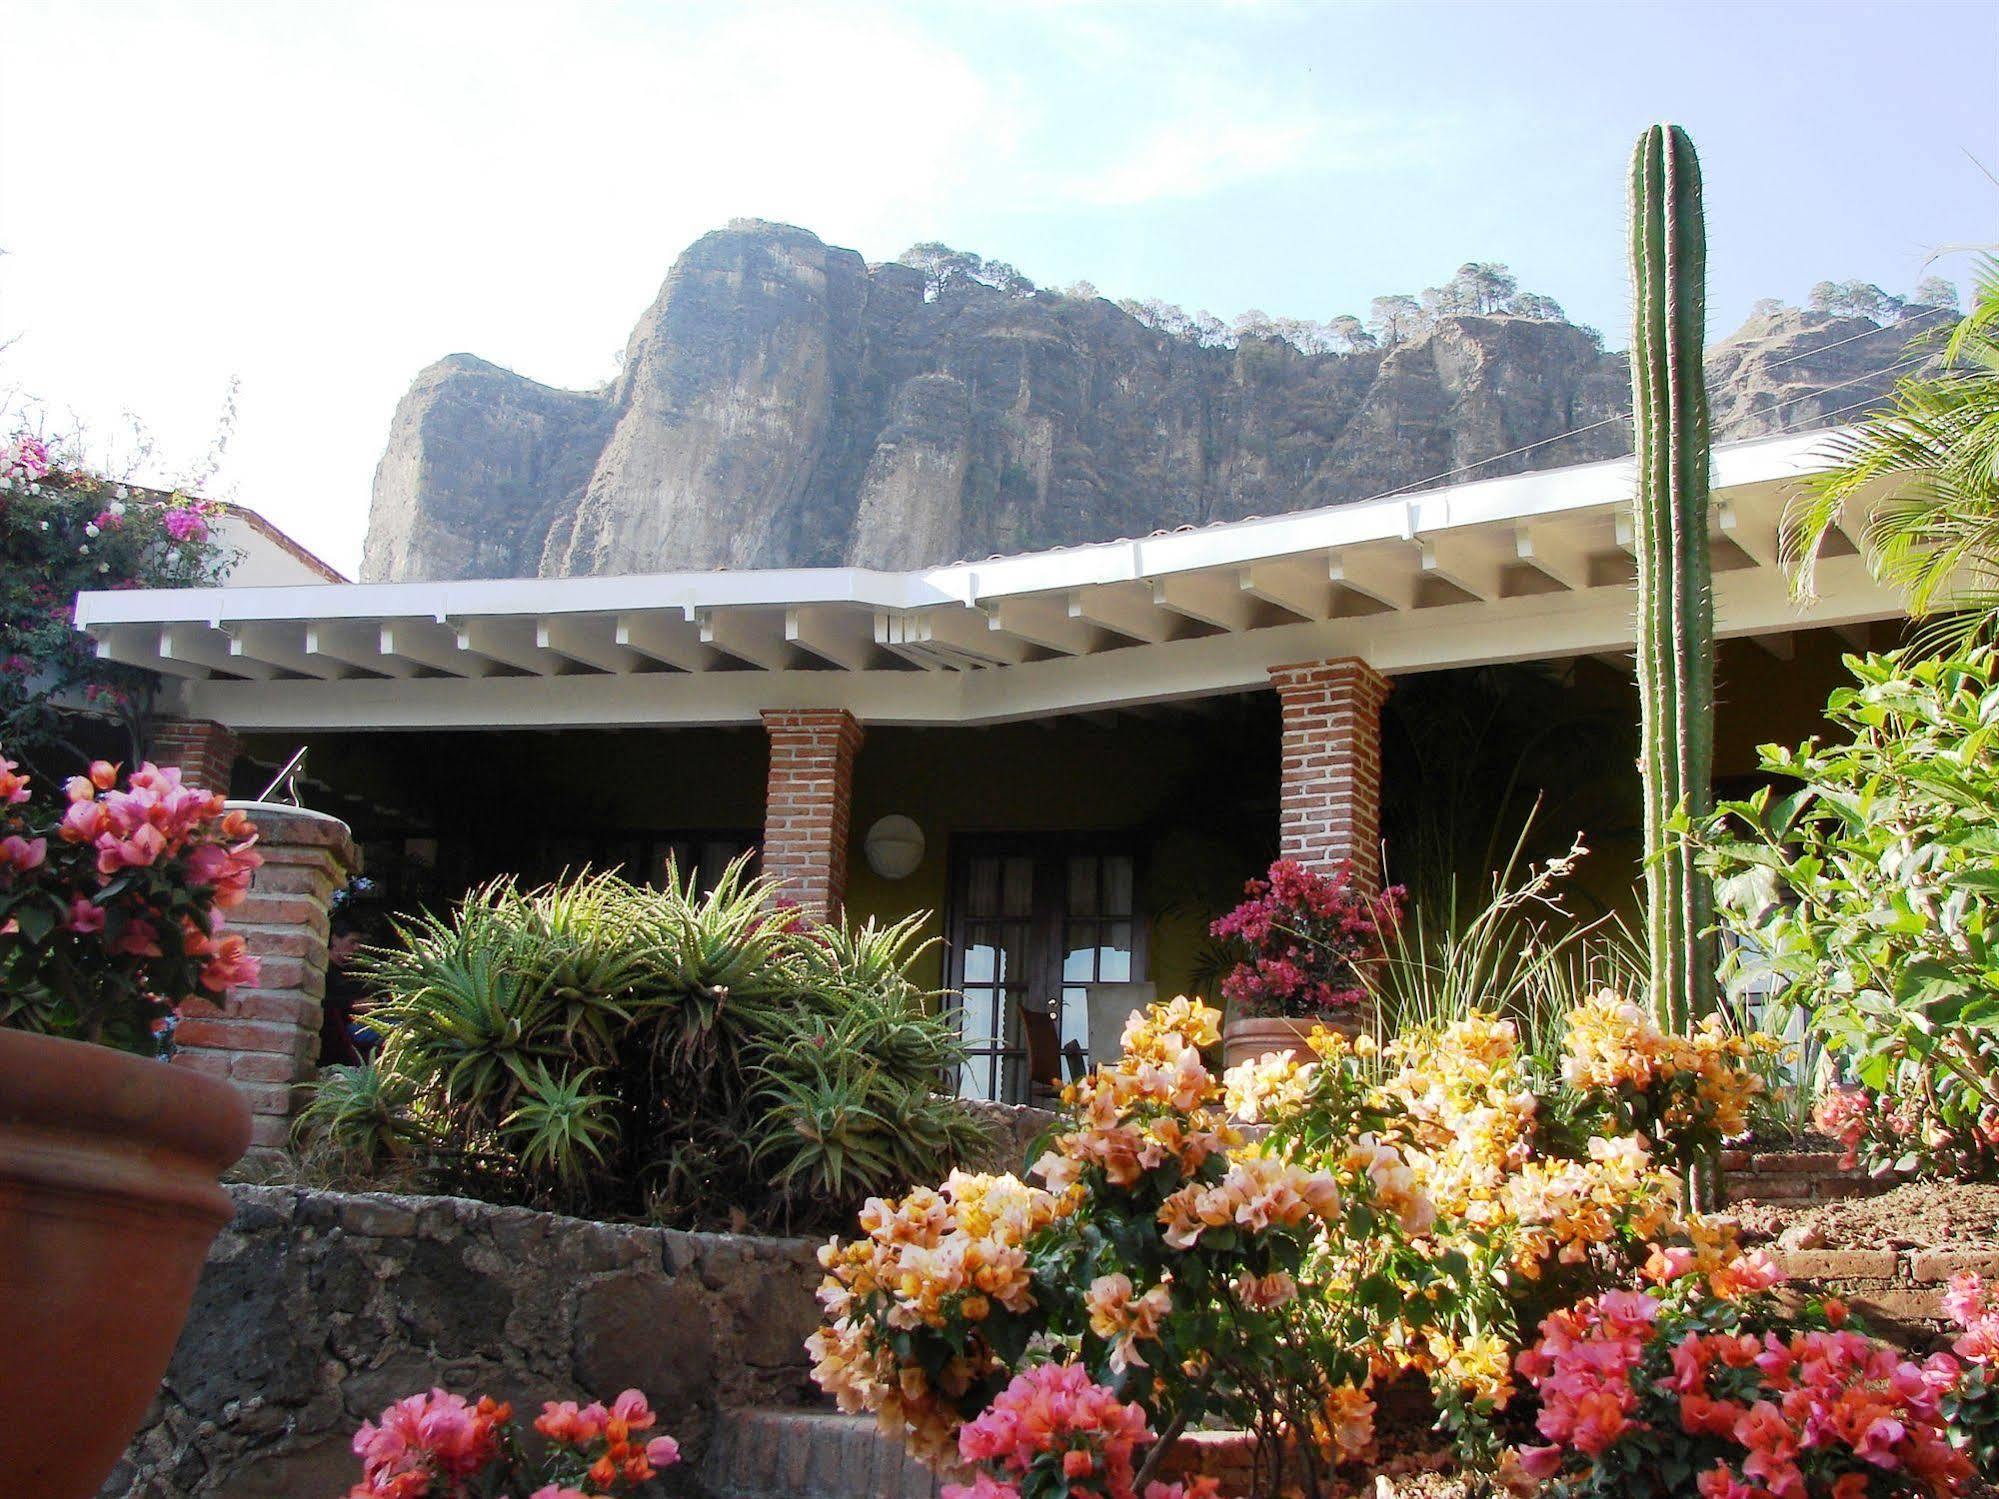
1210 858 1402 1070
0 752 264 1499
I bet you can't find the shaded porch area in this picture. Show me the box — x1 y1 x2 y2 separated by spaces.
208 617 1885 1102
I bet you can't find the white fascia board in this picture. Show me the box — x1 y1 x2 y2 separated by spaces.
75 565 962 630
171 552 1898 733
76 429 1846 636
936 429 1845 607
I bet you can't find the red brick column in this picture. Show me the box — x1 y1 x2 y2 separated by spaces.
1269 658 1393 892
148 717 240 795
171 803 360 1159
760 709 863 922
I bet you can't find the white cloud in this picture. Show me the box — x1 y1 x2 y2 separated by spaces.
0 0 1441 573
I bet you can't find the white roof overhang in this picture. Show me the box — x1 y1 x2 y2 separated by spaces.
73 429 1904 731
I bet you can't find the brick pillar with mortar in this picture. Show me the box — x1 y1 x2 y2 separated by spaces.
147 717 240 796
170 802 359 1159
1269 657 1393 893
760 708 863 922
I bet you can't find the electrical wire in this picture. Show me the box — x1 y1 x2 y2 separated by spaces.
1352 342 1935 508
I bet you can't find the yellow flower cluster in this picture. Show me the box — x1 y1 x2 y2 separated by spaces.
1313 1382 1378 1464
1222 1051 1316 1125
1561 990 1775 1136
1084 1271 1174 1372
808 1170 1069 1463
1158 1153 1342 1249
1425 1329 1518 1408
1372 1012 1539 1228
1034 999 1240 1194
1503 1134 1678 1276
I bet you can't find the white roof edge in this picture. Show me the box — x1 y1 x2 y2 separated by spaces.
74 428 1845 630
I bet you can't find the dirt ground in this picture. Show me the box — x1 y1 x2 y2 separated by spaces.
1734 1181 1999 1249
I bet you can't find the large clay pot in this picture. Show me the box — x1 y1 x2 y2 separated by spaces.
0 1027 251 1499
1221 1012 1366 1072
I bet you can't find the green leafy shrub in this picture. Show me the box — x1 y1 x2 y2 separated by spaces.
1706 647 1999 1179
295 862 985 1230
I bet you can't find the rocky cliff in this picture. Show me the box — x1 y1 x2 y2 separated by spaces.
361 221 1929 581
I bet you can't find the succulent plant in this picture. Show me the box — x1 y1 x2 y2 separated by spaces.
1628 123 1717 1035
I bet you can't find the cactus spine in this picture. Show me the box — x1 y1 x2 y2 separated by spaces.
1629 124 1717 1036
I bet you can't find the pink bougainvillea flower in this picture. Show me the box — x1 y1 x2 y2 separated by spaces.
65 897 105 934
1 833 46 872
644 1434 681 1468
0 756 30 805
162 504 210 542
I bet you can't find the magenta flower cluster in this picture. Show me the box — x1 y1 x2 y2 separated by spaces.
1208 859 1403 1020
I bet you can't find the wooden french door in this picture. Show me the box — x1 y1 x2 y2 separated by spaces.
945 836 1144 1102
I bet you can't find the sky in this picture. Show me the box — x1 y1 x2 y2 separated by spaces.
2 0 1995 578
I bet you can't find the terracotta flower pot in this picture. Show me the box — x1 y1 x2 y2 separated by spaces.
0 1027 251 1499
1221 1011 1366 1072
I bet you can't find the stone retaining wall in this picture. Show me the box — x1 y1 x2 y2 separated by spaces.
107 1186 825 1498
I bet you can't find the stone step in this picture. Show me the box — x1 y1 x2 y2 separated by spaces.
702 1407 1262 1499
703 1408 950 1499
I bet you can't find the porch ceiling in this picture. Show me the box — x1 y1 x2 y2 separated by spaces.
74 430 1905 731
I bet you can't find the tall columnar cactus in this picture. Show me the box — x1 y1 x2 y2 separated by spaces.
1629 123 1717 1035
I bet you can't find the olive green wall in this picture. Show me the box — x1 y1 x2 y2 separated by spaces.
248 703 1278 1003
247 623 1882 1005
843 704 1278 996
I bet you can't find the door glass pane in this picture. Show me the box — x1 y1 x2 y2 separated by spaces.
964 928 997 984
960 987 997 1045
1001 857 1033 917
697 841 741 893
1068 857 1098 916
1059 987 1090 1063
1062 929 1096 982
1100 922 1133 982
1103 857 1135 915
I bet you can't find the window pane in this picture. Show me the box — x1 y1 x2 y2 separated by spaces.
1002 857 1033 917
1103 857 1135 915
1067 856 1098 916
998 926 1029 982
969 857 1000 915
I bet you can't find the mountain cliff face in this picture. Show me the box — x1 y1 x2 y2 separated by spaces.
361 221 1926 582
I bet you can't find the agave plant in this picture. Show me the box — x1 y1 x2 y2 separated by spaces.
292 1060 430 1174
501 1063 619 1196
302 861 980 1228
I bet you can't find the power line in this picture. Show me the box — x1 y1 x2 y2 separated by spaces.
1355 345 1931 509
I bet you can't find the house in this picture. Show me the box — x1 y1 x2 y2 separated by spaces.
75 430 1906 1103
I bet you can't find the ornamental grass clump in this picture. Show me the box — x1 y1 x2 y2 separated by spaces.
0 751 263 1051
296 860 985 1231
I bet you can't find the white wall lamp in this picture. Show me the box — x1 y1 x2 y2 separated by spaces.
863 815 926 879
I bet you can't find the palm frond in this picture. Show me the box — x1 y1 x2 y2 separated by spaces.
1786 255 1999 629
